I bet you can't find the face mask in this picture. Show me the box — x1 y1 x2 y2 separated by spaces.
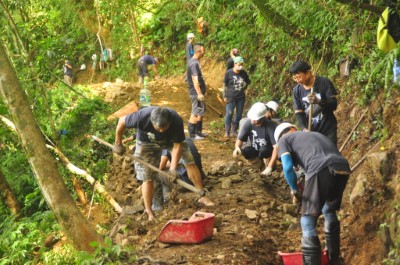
236 65 243 71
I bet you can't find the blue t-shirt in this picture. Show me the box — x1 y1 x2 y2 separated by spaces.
186 43 194 63
124 106 185 147
139 55 157 65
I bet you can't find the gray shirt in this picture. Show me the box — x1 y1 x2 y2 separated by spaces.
277 131 349 179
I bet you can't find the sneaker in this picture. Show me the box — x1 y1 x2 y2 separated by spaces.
193 135 205 140
197 132 208 138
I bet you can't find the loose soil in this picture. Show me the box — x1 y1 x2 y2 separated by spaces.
85 59 400 265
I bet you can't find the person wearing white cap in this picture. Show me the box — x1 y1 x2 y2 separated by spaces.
186 33 195 64
232 102 278 175
274 122 350 265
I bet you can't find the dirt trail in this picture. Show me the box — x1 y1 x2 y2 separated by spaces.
91 59 399 265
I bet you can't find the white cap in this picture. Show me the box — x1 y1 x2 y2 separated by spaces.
80 64 86 70
247 102 267 120
274 123 296 143
266 101 279 113
187 33 195 40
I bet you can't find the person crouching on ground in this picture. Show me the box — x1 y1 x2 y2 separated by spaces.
232 102 278 176
113 106 214 221
274 123 350 265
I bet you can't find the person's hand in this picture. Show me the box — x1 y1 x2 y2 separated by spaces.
223 98 228 103
197 94 205 101
261 167 273 176
168 169 179 183
232 147 241 158
307 93 320 104
112 143 126 155
291 190 302 206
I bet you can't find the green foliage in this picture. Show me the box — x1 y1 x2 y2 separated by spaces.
75 238 137 264
0 211 58 264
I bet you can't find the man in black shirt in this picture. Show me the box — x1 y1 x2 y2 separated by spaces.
113 106 213 220
290 60 338 145
187 43 208 140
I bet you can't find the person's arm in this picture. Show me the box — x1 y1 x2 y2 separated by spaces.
114 116 126 145
169 142 183 170
152 64 160 78
281 153 299 191
192 76 203 97
267 145 278 169
159 155 170 170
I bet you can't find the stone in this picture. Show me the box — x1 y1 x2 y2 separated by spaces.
221 178 232 189
245 209 258 220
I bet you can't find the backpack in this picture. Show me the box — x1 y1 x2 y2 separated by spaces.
377 6 400 52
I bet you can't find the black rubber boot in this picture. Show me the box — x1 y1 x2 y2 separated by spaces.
188 123 197 138
325 221 343 265
196 121 208 138
302 236 322 265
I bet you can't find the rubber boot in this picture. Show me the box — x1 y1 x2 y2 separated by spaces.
196 121 208 138
325 222 343 265
188 123 197 139
302 236 322 265
231 123 238 138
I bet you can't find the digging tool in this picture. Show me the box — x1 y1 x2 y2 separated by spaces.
90 135 206 197
308 87 314 131
339 109 368 152
350 140 382 172
206 102 223 117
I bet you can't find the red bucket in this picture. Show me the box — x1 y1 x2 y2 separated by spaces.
158 212 215 244
278 250 329 265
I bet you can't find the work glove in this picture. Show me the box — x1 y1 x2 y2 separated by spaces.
261 167 273 176
197 94 205 101
291 190 302 206
168 169 179 183
112 143 126 155
307 93 320 104
232 147 242 158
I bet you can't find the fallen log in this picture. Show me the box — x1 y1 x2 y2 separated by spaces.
47 145 123 213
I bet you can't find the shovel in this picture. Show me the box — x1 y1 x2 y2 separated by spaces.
90 135 206 197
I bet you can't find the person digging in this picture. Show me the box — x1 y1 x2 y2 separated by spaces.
113 106 214 221
275 122 350 265
232 102 278 176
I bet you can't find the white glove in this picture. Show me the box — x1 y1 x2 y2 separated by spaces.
291 190 302 206
261 167 273 176
232 147 241 158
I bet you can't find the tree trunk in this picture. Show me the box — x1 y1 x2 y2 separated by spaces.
250 0 305 38
0 42 104 252
0 168 21 216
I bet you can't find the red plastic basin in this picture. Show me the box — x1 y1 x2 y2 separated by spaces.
278 250 329 265
158 212 215 244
